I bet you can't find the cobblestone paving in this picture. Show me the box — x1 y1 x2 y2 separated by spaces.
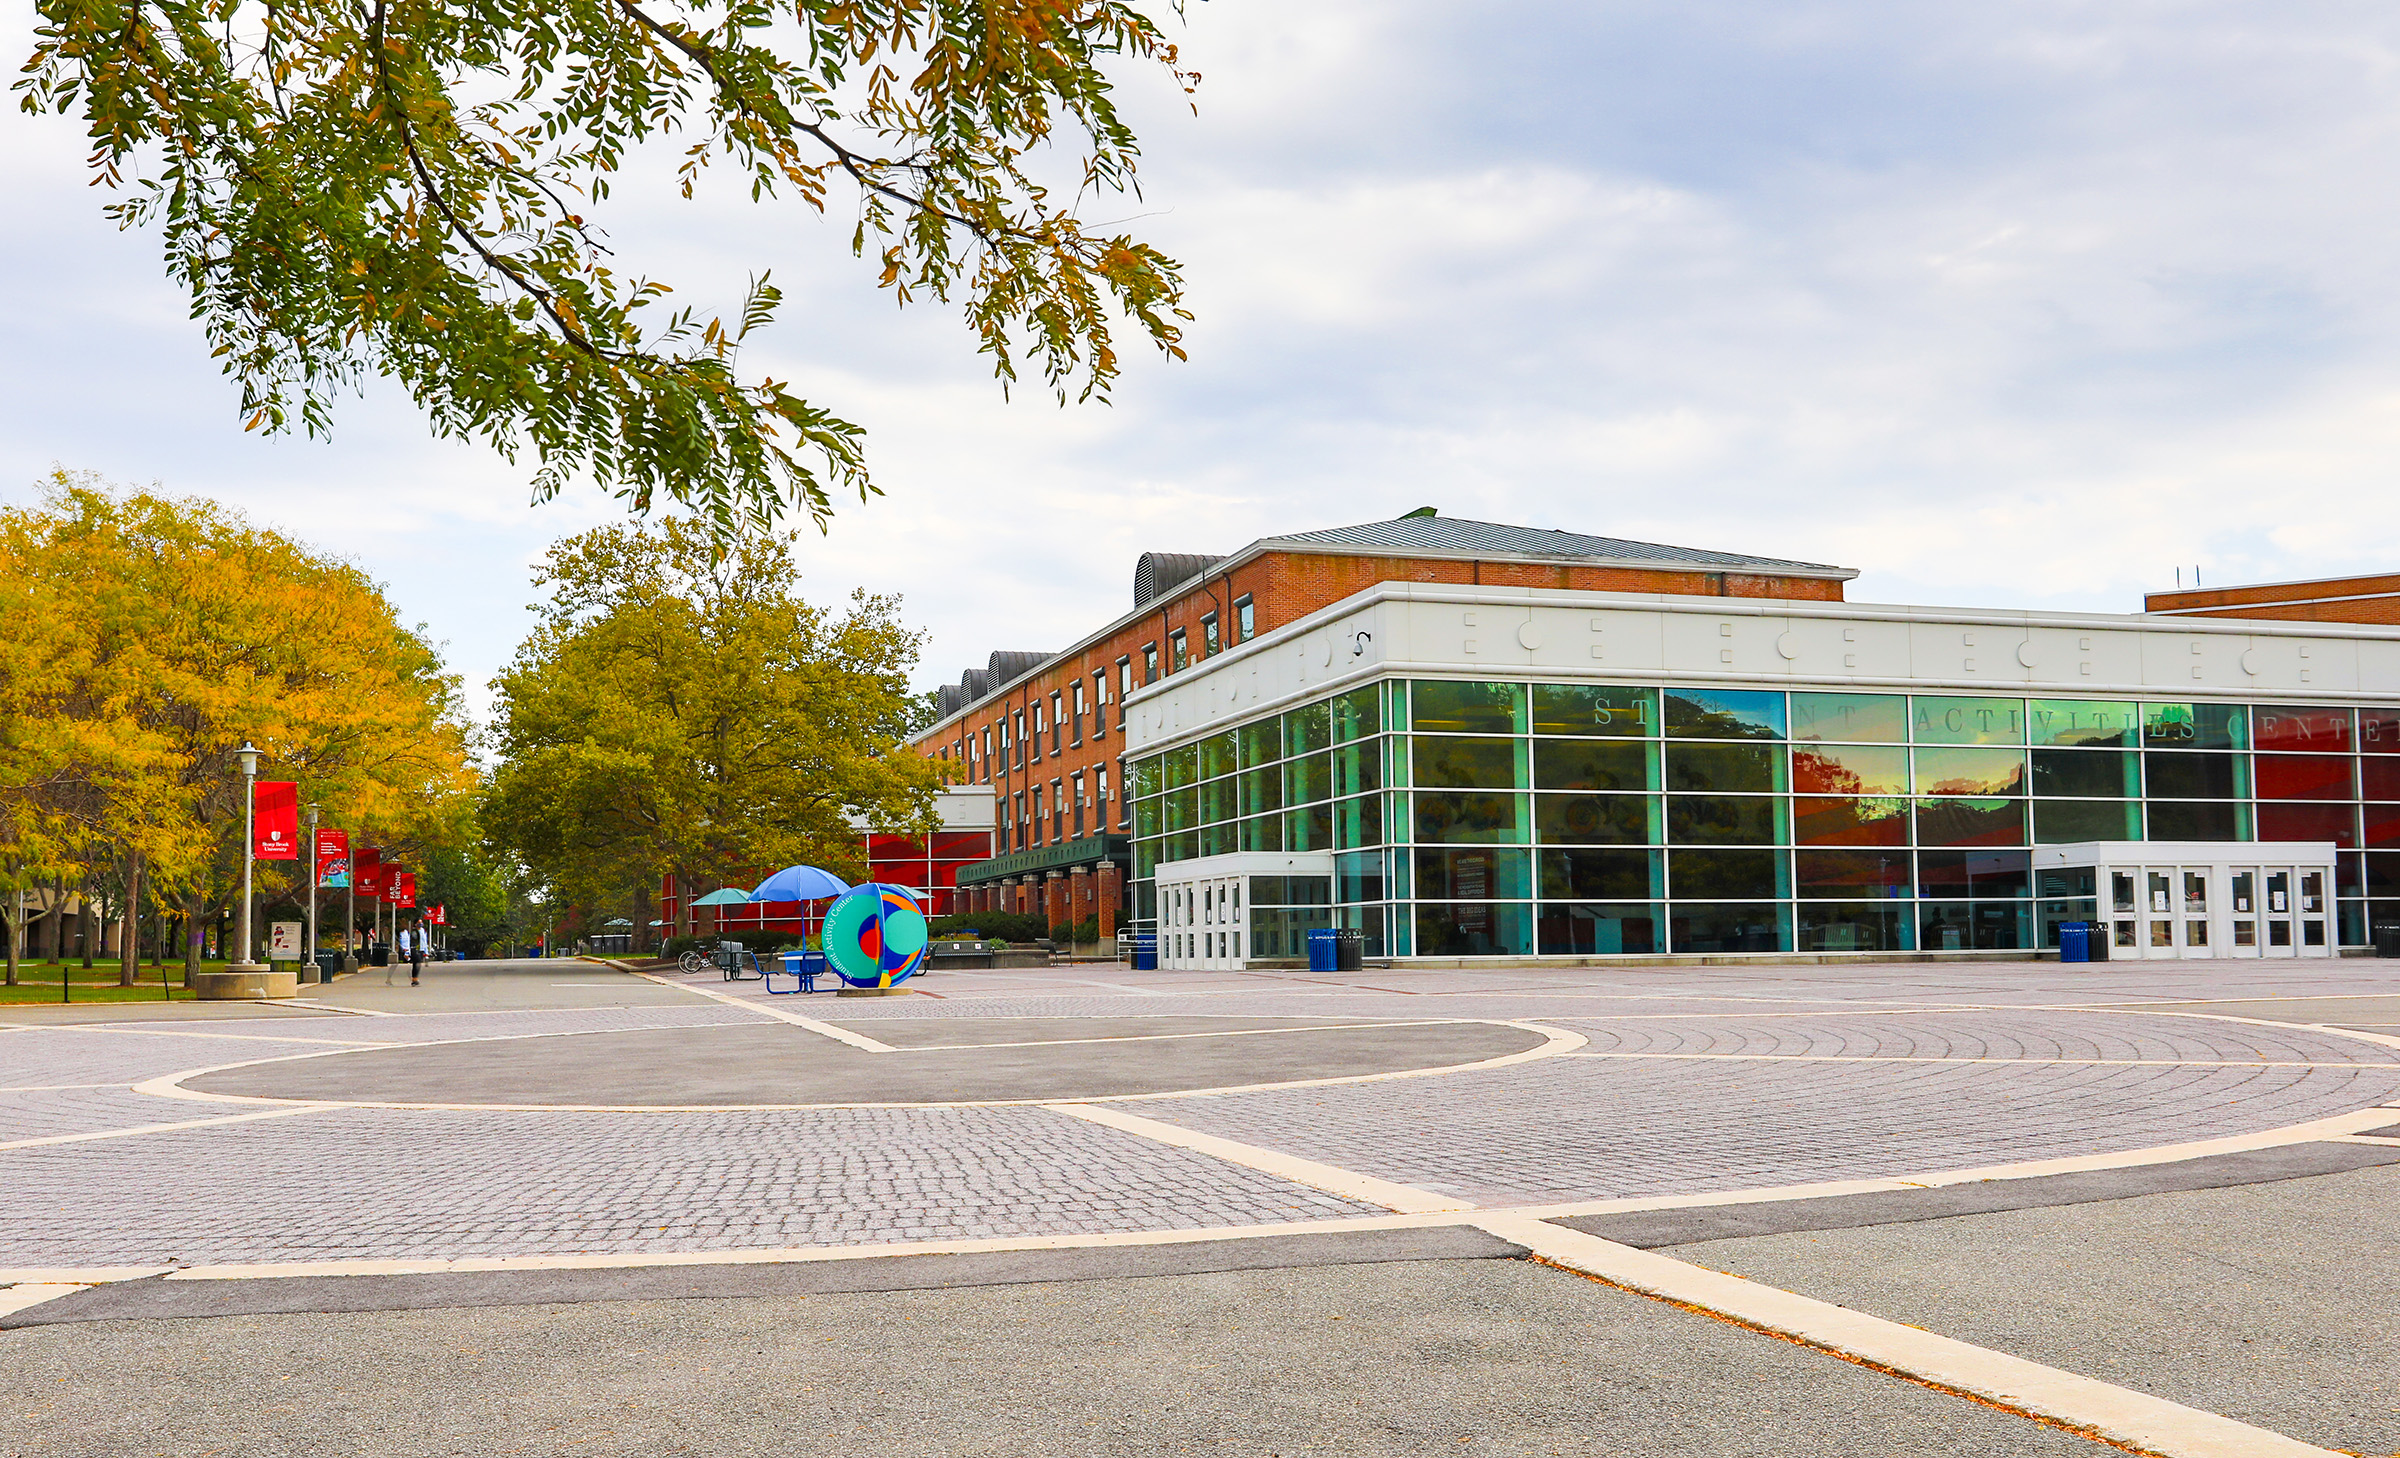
0 1104 1382 1267
2 962 2395 1269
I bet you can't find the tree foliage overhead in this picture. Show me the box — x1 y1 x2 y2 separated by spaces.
19 0 1195 534
483 517 943 918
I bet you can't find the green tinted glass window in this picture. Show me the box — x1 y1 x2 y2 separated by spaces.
1130 757 1162 799
2032 800 2139 842
1162 744 1199 789
1415 847 1532 899
1789 692 1907 743
1332 686 1381 742
1914 746 2026 796
1286 752 1334 805
1664 743 1782 794
1411 681 1525 734
1161 788 1198 831
1238 767 1282 817
1666 795 1784 845
1913 697 2026 745
1790 744 1907 797
1534 794 1655 845
1532 739 1652 792
2030 750 2138 798
1237 718 1281 769
1333 793 1383 849
1331 743 1382 797
1539 847 1657 900
2141 703 2248 750
1668 848 1786 899
1665 689 1785 740
1415 736 1521 790
1241 813 1283 853
1413 792 1527 844
1285 802 1333 851
2027 700 2136 748
1531 685 1656 737
1284 700 1332 755
1198 778 1238 825
1197 731 1237 782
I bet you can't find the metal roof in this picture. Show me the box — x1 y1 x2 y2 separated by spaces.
1259 515 1853 576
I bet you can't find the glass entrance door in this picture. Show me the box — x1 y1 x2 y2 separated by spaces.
2227 870 2259 958
2261 869 2295 957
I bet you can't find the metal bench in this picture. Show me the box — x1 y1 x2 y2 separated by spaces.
766 950 830 994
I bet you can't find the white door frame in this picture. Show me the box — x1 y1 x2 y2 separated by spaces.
1154 851 1335 972
2039 841 2338 961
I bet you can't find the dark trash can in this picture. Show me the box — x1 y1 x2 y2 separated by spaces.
1131 934 1158 971
1306 927 1339 973
2058 922 2089 964
1334 928 1365 971
314 951 343 980
370 942 391 968
2375 923 2400 958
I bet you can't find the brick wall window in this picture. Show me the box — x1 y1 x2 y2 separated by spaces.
1073 771 1087 837
1170 630 1188 672
1096 765 1109 830
1236 594 1255 642
1010 712 1024 769
1030 704 1043 762
1012 791 1025 852
1050 692 1063 753
1090 670 1108 742
1071 681 1086 746
1116 755 1130 829
1050 777 1065 842
1031 785 1044 846
1142 643 1159 684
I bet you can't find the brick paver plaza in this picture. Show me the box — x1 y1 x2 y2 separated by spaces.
6 956 2400 1456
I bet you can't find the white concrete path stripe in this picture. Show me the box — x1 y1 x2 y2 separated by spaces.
1046 1102 1476 1215
1480 1214 2340 1458
0 1104 333 1152
35 1024 395 1045
632 971 895 1052
1560 1052 2400 1068
0 1284 95 1320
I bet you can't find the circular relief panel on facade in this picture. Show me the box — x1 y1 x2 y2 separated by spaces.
1318 637 1336 667
1517 621 1544 650
2016 641 2039 668
2239 648 2260 675
1775 632 1798 660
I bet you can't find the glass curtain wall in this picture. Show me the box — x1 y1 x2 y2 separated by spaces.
1129 683 2400 958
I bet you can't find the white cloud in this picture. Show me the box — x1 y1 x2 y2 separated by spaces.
8 0 2400 714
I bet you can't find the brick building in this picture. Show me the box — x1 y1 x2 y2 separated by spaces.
2146 572 2400 626
912 513 1854 942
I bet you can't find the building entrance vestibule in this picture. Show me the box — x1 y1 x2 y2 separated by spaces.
2035 842 2337 961
1154 851 1335 971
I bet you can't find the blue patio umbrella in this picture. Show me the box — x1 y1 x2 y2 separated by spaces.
749 865 852 902
749 865 854 950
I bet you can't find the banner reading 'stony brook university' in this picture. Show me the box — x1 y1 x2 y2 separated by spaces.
315 827 350 888
253 782 299 859
354 845 383 895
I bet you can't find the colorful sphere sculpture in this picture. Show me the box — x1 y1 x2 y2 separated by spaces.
820 883 929 988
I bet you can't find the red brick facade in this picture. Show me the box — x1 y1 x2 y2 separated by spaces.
2147 573 2400 626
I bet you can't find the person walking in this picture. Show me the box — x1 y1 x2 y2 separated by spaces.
408 922 426 985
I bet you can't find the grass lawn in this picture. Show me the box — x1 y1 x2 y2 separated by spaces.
0 961 243 1003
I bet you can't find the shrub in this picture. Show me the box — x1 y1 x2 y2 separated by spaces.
930 911 1046 944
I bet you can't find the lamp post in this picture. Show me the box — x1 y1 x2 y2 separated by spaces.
304 802 321 985
229 742 267 972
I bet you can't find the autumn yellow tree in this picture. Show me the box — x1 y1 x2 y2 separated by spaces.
484 518 944 938
0 473 476 981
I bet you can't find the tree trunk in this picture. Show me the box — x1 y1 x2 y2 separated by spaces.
183 891 207 985
119 854 141 986
79 880 96 969
4 875 19 987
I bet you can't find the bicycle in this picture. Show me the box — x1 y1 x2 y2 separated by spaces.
676 947 709 975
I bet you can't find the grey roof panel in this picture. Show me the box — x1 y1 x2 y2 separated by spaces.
1261 516 1851 575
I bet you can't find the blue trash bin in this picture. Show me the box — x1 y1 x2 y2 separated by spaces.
1306 927 1339 973
1131 934 1158 971
2059 922 2090 964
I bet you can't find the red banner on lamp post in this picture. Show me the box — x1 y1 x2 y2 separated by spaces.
429 904 446 926
355 846 384 895
253 781 299 859
389 871 415 908
315 828 351 887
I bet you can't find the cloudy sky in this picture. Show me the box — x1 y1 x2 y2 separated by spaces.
8 0 2400 727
